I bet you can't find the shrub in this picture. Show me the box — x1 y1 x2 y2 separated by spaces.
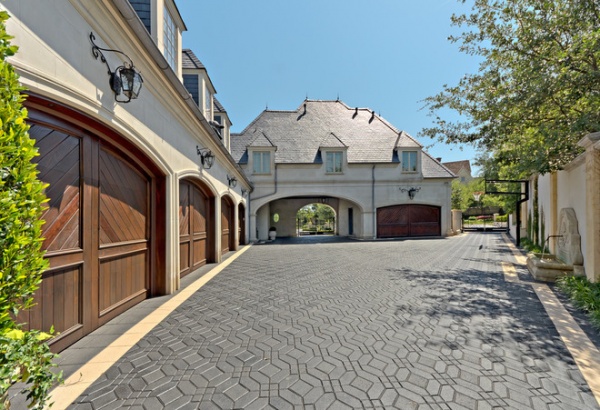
556 276 600 330
495 214 508 223
0 11 61 408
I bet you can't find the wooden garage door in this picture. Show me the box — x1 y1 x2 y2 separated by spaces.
377 204 441 238
221 197 234 254
179 180 211 277
22 120 152 352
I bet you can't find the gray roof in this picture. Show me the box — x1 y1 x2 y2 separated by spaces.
182 49 205 70
231 100 454 178
213 97 226 113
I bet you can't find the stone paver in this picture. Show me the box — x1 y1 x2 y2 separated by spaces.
66 233 599 409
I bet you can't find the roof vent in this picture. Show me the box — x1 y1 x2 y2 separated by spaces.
352 107 358 119
369 110 375 124
297 103 307 121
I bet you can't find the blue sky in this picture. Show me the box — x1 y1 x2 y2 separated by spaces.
177 0 481 173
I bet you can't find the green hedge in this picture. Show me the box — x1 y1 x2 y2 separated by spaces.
0 11 61 409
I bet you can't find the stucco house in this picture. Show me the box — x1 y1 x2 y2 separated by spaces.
2 0 250 351
231 100 456 241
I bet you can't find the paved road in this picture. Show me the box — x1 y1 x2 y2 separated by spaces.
68 233 599 409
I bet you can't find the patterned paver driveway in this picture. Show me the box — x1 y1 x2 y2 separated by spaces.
69 233 599 409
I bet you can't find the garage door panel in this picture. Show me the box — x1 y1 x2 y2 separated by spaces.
179 181 210 277
99 149 148 244
377 205 440 238
98 250 147 316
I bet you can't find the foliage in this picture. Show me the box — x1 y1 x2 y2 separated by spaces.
556 275 600 330
520 238 543 254
451 177 508 212
422 0 600 176
297 203 335 232
0 11 61 408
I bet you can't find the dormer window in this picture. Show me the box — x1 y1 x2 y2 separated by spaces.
163 5 177 70
326 151 343 173
204 84 212 120
252 151 271 174
402 151 418 173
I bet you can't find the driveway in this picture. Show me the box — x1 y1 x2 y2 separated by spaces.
53 233 599 409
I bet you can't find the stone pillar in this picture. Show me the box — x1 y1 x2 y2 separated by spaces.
451 209 463 234
579 132 600 282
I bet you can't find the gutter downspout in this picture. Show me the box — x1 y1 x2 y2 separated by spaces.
372 164 376 239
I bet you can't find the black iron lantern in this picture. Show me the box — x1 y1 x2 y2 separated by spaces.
196 146 215 169
91 33 143 103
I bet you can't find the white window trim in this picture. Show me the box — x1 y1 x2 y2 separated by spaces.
251 150 274 175
401 150 419 173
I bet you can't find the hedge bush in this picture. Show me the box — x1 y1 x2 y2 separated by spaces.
0 11 61 409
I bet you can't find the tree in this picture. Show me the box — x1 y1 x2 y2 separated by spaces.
0 11 61 408
422 0 600 176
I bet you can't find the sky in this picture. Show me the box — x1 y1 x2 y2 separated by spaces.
176 0 482 174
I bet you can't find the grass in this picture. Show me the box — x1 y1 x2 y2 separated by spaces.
520 238 544 254
556 275 600 330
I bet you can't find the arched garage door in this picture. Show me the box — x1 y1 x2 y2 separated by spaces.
377 204 441 238
21 107 163 352
221 197 235 254
179 180 213 277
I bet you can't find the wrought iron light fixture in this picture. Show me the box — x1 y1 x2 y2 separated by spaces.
227 175 237 188
90 32 143 103
400 186 421 200
196 146 215 169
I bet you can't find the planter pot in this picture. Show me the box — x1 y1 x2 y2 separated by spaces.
268 231 276 240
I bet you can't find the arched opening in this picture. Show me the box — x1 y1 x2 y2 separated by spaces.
179 179 215 278
238 203 246 246
296 203 337 236
221 196 235 254
22 96 166 352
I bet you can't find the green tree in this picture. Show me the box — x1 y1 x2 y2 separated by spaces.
422 0 600 175
0 11 61 409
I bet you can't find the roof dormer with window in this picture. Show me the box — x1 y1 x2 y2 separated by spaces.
128 0 186 77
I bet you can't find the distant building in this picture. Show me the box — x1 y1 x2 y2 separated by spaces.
232 100 456 241
442 160 473 183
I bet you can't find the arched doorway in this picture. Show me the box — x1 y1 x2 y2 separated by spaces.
221 196 235 254
238 203 246 246
22 99 165 352
377 204 441 238
297 203 337 236
179 179 214 278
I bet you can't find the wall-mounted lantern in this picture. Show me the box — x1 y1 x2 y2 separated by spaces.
400 186 421 200
227 175 237 188
90 33 143 103
196 146 215 169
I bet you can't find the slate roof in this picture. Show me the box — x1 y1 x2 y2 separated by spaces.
214 97 226 113
231 100 454 178
442 160 472 176
182 49 206 69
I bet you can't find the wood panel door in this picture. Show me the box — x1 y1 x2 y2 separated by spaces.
377 205 441 238
221 198 233 254
179 180 211 277
22 116 154 351
238 203 245 246
23 124 87 351
97 147 150 325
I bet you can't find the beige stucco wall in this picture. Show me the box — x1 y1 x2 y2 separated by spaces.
2 0 248 293
246 161 453 241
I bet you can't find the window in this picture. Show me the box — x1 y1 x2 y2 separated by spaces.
183 74 199 105
129 0 151 33
402 151 418 172
253 151 271 174
204 84 212 120
163 6 177 70
326 152 343 173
